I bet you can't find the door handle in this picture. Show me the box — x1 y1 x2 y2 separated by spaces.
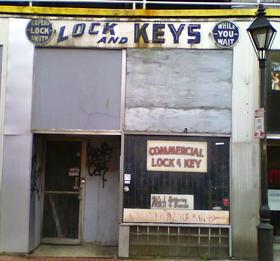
78 178 85 200
73 177 79 190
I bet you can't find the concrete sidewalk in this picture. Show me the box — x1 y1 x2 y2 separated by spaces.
0 255 252 261
1 243 279 261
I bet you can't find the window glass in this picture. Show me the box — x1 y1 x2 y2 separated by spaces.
123 135 230 212
268 145 280 237
267 51 280 133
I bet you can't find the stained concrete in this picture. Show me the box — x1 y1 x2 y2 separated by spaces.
30 244 118 258
1 243 277 260
274 243 280 261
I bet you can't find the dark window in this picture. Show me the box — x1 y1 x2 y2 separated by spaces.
267 51 280 133
123 135 230 211
268 145 280 237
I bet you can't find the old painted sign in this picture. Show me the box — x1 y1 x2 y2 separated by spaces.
151 194 194 210
26 18 54 45
254 108 265 138
123 208 229 224
147 140 207 172
212 21 239 48
26 18 240 48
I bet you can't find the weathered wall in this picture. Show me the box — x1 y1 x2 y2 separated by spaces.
125 49 232 134
33 49 122 131
231 21 260 259
0 18 34 253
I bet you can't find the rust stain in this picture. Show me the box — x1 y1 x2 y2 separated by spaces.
0 5 260 18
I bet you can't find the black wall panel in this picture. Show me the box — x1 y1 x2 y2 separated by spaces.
123 135 230 211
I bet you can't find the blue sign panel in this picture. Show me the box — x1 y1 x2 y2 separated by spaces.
26 19 53 45
212 21 239 48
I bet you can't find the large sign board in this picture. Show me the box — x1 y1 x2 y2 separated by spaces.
147 140 207 172
123 208 229 225
26 18 240 49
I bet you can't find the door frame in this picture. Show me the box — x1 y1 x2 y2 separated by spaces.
41 136 87 245
267 140 280 241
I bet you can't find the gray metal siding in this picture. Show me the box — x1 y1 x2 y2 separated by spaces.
32 48 122 131
125 49 232 133
0 19 34 253
0 135 33 252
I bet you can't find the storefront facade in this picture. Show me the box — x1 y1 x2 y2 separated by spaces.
0 7 278 259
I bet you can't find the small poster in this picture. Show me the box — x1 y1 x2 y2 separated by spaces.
254 108 265 138
271 62 280 91
151 194 194 210
68 167 80 177
124 173 131 184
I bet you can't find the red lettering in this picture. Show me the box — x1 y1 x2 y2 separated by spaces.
169 159 175 167
184 159 195 168
196 159 202 168
184 159 202 169
149 147 155 155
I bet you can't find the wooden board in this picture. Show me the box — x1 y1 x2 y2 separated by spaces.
123 208 229 225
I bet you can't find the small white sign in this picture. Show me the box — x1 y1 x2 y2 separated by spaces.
124 173 131 184
68 167 80 177
151 194 194 210
268 189 280 211
254 108 265 138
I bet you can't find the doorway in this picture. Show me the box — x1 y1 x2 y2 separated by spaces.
42 139 84 244
268 143 280 240
40 136 120 246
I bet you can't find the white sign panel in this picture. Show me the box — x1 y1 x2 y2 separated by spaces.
268 189 280 211
124 173 131 184
147 140 207 172
123 208 229 225
151 194 194 210
254 108 265 138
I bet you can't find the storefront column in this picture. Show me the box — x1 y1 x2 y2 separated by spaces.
231 21 260 259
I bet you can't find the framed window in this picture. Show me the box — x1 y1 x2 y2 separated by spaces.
267 51 280 133
123 135 230 224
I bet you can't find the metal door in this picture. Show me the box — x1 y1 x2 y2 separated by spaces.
42 140 83 244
